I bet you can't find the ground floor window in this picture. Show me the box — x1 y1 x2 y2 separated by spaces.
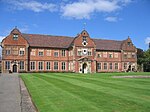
124 63 127 69
97 63 101 70
5 61 10 70
46 62 51 70
109 63 112 70
54 62 58 70
62 62 66 70
115 63 118 70
30 62 35 70
104 63 107 70
38 62 43 70
20 61 24 70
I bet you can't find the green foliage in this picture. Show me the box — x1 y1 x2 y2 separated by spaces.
21 73 150 112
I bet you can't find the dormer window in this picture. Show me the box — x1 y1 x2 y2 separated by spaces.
128 42 131 46
13 34 18 40
83 36 87 42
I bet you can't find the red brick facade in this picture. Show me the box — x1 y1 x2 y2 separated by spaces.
1 28 137 73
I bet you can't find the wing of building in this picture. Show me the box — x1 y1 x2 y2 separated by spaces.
1 28 137 73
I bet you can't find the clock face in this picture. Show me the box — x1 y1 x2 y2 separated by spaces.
83 49 87 55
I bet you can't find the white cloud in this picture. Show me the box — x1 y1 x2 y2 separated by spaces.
145 37 150 45
6 0 57 12
105 16 118 22
0 36 5 42
61 0 132 19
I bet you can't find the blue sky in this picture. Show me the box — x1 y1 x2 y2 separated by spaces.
0 0 150 50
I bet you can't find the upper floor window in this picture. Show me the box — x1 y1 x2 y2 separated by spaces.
103 52 107 58
31 49 36 56
12 47 18 55
97 53 102 58
38 51 44 56
54 51 59 57
88 49 92 56
83 36 87 42
6 50 11 55
128 42 131 46
46 50 51 56
62 50 66 57
13 34 18 40
109 53 113 58
78 49 82 56
132 53 136 58
114 53 118 58
19 48 25 56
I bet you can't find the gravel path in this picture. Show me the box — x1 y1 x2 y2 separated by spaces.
0 73 37 112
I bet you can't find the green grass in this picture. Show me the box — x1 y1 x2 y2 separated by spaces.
21 72 150 112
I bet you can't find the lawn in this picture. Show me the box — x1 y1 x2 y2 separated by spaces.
21 72 150 112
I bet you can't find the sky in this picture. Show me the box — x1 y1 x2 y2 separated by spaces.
0 0 150 52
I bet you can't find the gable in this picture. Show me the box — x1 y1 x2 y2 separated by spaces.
1 28 29 47
73 30 96 48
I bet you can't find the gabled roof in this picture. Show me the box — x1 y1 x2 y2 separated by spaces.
21 33 124 51
93 39 123 51
22 34 74 48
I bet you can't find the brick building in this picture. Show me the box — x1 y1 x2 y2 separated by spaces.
1 28 137 73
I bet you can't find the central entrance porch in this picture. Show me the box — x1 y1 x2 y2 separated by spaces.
78 57 92 73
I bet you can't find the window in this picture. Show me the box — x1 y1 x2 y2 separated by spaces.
124 63 127 69
62 50 66 57
5 61 10 70
88 49 92 56
12 47 18 55
128 53 131 58
124 54 127 59
19 48 25 55
38 51 43 56
109 53 113 58
62 62 66 70
104 63 107 70
54 52 59 57
20 61 24 70
114 53 118 58
46 62 51 70
54 62 58 70
83 36 87 42
30 62 35 70
132 53 135 58
109 63 113 70
97 63 101 70
78 49 82 56
31 49 36 56
13 34 18 40
38 62 43 70
115 63 118 70
128 42 131 46
103 52 107 58
97 53 102 58
46 50 51 56
6 50 11 55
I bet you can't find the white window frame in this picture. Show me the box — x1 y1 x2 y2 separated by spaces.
54 62 59 70
38 61 43 70
30 61 36 70
46 61 51 70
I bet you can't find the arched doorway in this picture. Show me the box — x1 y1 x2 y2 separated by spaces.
82 63 87 73
13 64 17 73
